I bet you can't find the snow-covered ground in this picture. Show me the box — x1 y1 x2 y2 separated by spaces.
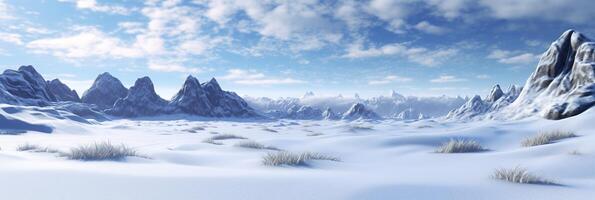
1 106 594 200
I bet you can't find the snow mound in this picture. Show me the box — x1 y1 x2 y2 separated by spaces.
81 72 128 109
503 29 595 120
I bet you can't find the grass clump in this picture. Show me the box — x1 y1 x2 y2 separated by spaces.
202 138 223 145
435 139 487 153
521 130 577 147
16 143 60 153
64 141 139 161
492 166 554 185
262 151 340 166
209 134 246 140
234 140 280 150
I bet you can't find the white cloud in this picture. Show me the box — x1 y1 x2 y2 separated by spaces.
26 27 143 59
488 49 540 65
427 0 471 20
368 75 412 85
0 0 14 20
0 32 23 45
414 21 448 34
476 74 490 79
148 60 201 73
344 41 458 66
430 75 467 83
58 0 132 15
479 0 595 24
524 40 541 47
365 0 412 33
221 69 305 85
118 22 145 34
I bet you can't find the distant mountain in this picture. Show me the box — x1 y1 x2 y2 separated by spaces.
447 84 521 120
342 103 381 120
81 72 128 109
244 91 465 120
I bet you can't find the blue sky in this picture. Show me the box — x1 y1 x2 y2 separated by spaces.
1 0 594 98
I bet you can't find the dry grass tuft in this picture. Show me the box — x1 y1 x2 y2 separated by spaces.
262 151 340 166
435 139 487 153
64 141 140 161
234 140 280 150
521 131 577 147
492 166 554 185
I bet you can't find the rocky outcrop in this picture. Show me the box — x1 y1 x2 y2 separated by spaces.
106 77 170 117
485 84 504 103
506 30 595 119
447 84 522 120
47 79 80 102
342 103 381 120
81 72 128 109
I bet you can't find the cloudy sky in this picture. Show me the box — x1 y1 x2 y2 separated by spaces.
1 0 594 98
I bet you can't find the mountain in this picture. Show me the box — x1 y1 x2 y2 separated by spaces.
200 78 258 117
106 77 170 117
168 76 258 118
47 79 80 102
81 72 128 109
322 107 339 120
170 76 213 116
342 103 381 120
244 92 465 120
0 65 55 106
503 29 595 120
286 105 323 120
446 84 521 120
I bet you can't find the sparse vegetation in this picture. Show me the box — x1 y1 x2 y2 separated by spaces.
521 130 577 147
492 166 554 185
16 143 60 153
435 139 487 153
234 140 279 150
262 151 340 166
568 150 582 155
347 125 373 132
202 138 223 145
262 128 278 133
64 141 140 161
208 134 247 140
306 133 324 136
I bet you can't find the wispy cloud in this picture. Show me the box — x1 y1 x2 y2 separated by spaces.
430 75 467 83
488 49 540 65
344 41 458 66
368 75 413 85
221 69 305 85
58 0 132 15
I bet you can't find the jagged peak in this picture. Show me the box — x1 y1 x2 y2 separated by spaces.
18 65 38 73
485 84 504 102
204 77 222 91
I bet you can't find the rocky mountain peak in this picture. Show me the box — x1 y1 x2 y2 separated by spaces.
82 72 128 109
47 79 80 102
485 84 504 103
342 103 380 120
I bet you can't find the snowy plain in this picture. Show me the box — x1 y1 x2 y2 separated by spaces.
1 104 594 200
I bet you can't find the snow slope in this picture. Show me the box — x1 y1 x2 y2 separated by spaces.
1 106 594 199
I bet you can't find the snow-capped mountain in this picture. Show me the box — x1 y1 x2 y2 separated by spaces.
244 91 465 120
286 105 323 120
322 107 339 120
106 77 171 117
448 29 595 121
47 79 80 102
503 29 595 120
446 84 521 120
81 72 128 110
342 103 381 120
